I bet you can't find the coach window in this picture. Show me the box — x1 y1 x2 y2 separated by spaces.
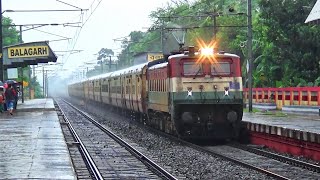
152 80 154 91
150 80 153 91
132 85 135 94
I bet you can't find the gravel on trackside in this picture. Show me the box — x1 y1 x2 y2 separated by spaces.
69 98 273 180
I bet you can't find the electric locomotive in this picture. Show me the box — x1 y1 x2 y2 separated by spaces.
147 46 243 139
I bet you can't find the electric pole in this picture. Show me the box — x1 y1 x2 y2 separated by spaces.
247 0 253 112
0 0 3 82
100 60 103 74
213 8 218 53
213 9 217 42
19 25 25 103
42 66 45 97
109 56 111 71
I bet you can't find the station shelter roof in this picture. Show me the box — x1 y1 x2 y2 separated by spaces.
305 0 320 23
2 41 57 68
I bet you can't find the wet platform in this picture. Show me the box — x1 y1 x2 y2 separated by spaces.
244 112 320 133
250 102 320 115
243 111 320 143
0 98 75 179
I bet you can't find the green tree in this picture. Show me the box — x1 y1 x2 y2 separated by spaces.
114 0 320 88
117 31 158 68
256 0 320 87
97 48 114 72
86 48 115 77
3 17 19 46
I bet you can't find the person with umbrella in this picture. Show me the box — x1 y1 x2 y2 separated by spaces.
0 86 5 112
5 83 16 115
5 80 19 110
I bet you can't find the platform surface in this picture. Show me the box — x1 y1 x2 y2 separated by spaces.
243 111 320 134
0 98 75 179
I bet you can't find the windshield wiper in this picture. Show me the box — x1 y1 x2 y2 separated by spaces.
212 66 218 75
193 66 202 79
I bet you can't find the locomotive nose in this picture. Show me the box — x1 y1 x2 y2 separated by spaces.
227 111 238 123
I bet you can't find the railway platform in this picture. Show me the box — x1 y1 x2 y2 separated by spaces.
243 111 320 134
244 102 320 141
251 102 320 115
0 98 75 179
243 111 320 161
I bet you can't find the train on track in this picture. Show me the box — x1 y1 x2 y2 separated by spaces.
68 46 243 140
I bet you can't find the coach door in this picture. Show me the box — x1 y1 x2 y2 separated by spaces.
108 79 111 104
141 66 147 113
121 74 124 109
129 74 134 111
99 79 102 103
91 81 95 101
95 80 100 102
135 74 141 113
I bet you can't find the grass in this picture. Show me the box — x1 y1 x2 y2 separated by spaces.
243 108 260 113
243 108 288 117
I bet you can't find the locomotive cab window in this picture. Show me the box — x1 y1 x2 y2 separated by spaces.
183 62 203 76
211 62 231 76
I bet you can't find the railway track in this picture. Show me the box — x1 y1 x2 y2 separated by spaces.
135 118 320 179
56 103 93 179
55 98 177 180
57 102 103 179
202 144 320 179
230 143 320 173
64 97 320 179
158 130 320 179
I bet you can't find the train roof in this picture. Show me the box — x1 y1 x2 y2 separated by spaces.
148 62 168 70
69 63 148 85
87 71 113 81
168 52 240 59
111 63 147 77
82 63 148 82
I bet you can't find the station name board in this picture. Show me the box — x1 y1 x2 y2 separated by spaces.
8 46 49 58
147 54 163 62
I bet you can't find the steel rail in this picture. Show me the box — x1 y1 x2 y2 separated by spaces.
230 143 320 173
62 98 290 179
55 100 103 180
199 146 290 180
62 99 178 180
139 124 290 180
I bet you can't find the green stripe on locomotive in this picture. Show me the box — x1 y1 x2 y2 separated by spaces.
171 91 243 104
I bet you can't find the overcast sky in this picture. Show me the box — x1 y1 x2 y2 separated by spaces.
3 0 174 78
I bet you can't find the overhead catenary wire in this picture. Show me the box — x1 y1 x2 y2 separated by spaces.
31 28 71 39
56 0 84 10
61 0 103 68
81 0 102 27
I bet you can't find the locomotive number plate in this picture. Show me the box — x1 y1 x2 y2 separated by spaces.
229 82 240 89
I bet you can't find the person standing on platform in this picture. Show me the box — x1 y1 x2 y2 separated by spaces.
0 86 5 113
5 84 16 115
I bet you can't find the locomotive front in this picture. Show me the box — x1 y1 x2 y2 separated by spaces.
169 46 243 139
